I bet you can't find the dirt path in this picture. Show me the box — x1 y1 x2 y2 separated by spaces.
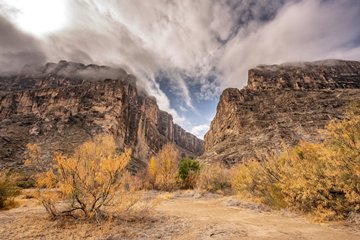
155 195 360 240
0 193 359 239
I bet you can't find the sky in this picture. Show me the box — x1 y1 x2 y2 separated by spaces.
0 0 360 139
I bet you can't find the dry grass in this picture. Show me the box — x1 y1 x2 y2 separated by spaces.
1 190 359 240
0 191 184 240
0 207 187 240
196 163 231 193
0 170 21 210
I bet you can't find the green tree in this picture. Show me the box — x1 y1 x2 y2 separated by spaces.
178 158 200 189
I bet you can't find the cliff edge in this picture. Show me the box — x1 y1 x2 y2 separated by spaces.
201 60 360 165
0 61 204 169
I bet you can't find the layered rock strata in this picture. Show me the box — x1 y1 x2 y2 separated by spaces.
0 61 204 168
202 60 360 165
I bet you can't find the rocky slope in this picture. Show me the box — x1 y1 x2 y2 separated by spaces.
202 60 360 165
0 60 203 169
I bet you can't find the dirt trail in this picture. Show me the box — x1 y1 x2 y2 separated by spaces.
0 194 359 239
156 196 360 240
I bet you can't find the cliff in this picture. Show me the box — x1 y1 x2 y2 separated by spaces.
202 60 360 165
0 61 204 169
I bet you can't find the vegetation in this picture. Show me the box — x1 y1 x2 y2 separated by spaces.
145 144 179 191
17 104 359 223
116 171 160 214
24 143 44 172
232 104 360 221
146 156 157 189
145 147 232 192
197 163 231 193
27 135 133 220
231 158 286 209
178 158 200 189
0 170 21 210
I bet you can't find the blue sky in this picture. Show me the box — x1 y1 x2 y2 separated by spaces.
1 0 360 138
157 72 220 137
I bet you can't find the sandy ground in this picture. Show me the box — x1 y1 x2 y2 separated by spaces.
156 194 360 240
0 192 359 239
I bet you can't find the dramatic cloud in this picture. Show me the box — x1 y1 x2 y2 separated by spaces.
0 15 46 72
218 0 360 88
1 0 359 137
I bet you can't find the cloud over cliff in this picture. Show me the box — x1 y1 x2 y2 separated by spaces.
1 0 359 137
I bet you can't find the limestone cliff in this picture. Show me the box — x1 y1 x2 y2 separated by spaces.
202 60 360 165
0 61 204 169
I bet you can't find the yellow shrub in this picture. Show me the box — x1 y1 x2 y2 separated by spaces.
197 163 231 193
324 104 360 212
32 135 132 219
145 144 179 191
144 156 157 189
115 171 159 214
24 143 43 172
278 142 339 219
232 159 286 209
0 170 21 210
232 104 360 221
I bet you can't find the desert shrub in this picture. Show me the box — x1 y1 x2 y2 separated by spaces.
324 104 360 211
231 159 286 209
280 105 360 220
30 135 132 220
115 171 159 214
0 170 21 209
15 175 36 189
197 163 231 193
24 143 43 171
145 156 157 190
11 169 36 189
231 104 360 221
277 143 336 219
178 158 200 189
145 144 179 191
21 143 46 189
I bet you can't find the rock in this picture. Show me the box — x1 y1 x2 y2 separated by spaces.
248 59 360 91
347 212 360 225
0 61 204 169
201 59 360 165
222 199 270 212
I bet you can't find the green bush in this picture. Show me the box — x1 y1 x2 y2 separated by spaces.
13 170 36 189
178 158 200 189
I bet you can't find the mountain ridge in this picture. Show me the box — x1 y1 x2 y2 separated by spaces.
0 60 204 169
201 59 360 165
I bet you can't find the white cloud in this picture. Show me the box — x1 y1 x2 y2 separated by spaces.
179 105 188 112
1 0 360 133
218 0 360 88
195 79 221 101
190 124 210 139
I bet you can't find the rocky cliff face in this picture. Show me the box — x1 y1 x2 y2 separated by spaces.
202 60 360 165
0 61 204 169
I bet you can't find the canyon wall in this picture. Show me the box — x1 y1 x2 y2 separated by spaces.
0 61 204 169
201 60 360 165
